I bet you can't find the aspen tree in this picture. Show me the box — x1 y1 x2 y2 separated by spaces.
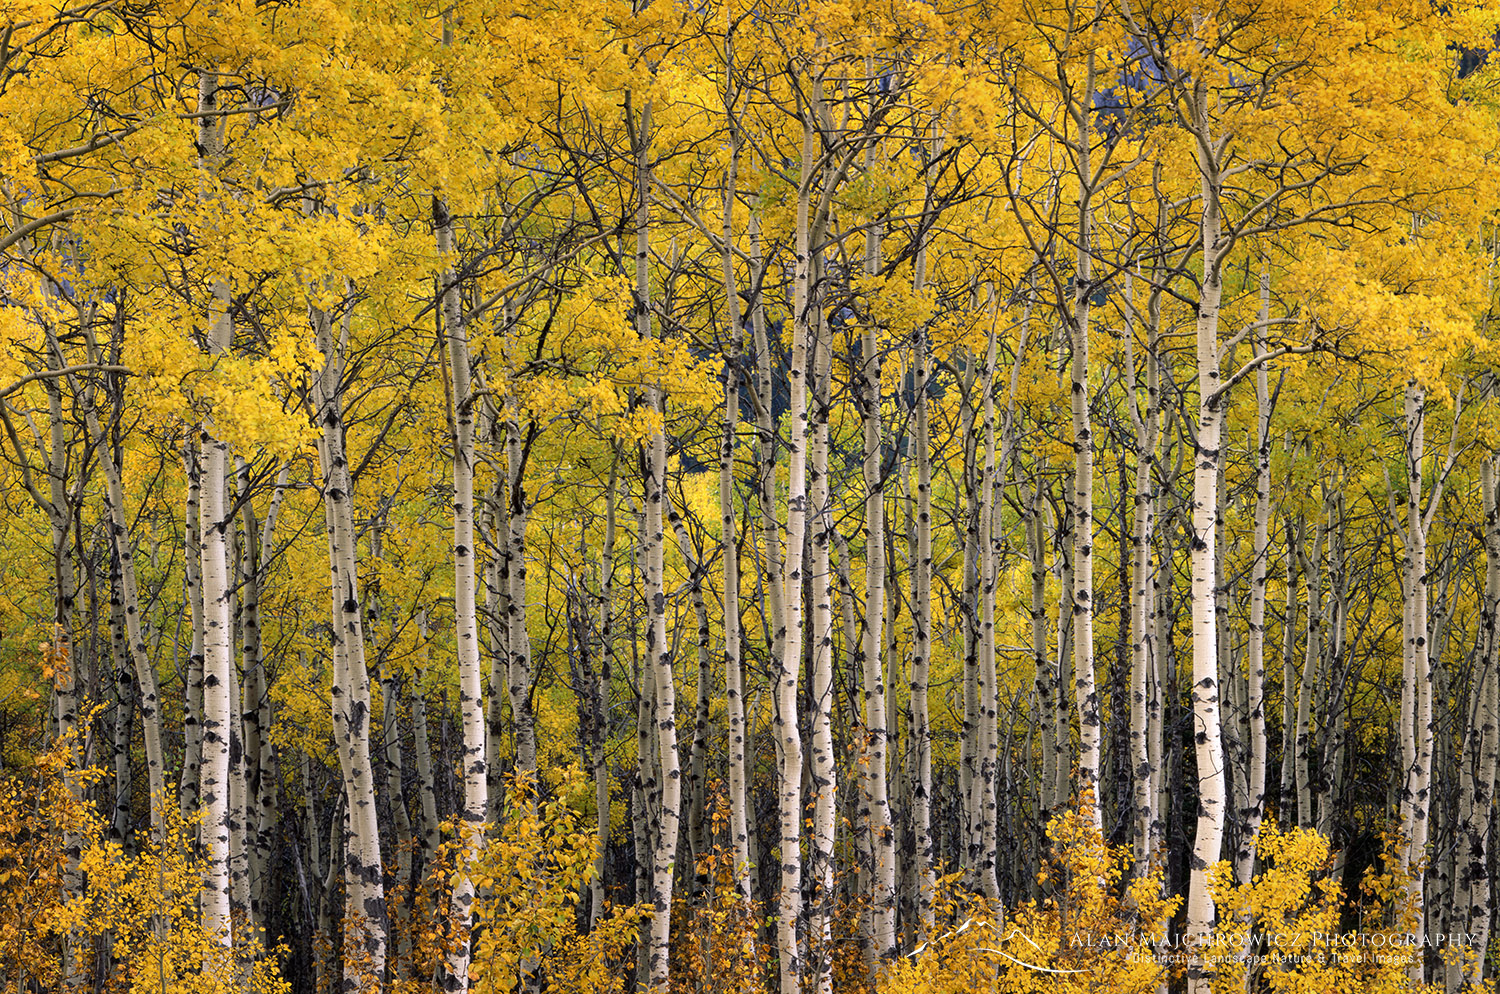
907 153 937 936
1068 47 1102 834
1296 513 1325 829
773 96 817 994
1178 61 1232 993
750 204 786 674
808 273 837 994
196 66 235 955
633 97 682 994
1279 514 1301 821
436 189 487 993
1391 379 1464 980
973 306 1001 902
593 456 620 928
1124 266 1161 873
310 296 387 991
858 138 898 965
717 56 753 904
412 609 443 860
1030 475 1057 818
504 413 537 781
73 357 167 840
1235 269 1273 884
180 438 205 832
665 488 715 871
1453 453 1500 992
378 652 414 969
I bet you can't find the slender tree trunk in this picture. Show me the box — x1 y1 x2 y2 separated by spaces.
1126 268 1161 875
808 277 836 994
592 457 620 928
412 610 442 861
1280 515 1300 823
717 105 753 908
1236 277 1272 885
71 316 167 842
858 170 897 966
505 417 536 781
181 438 205 830
311 299 387 992
635 98 683 994
973 311 1001 902
1455 454 1500 991
1185 96 1228 994
771 101 817 994
108 564 133 845
1296 516 1324 829
199 280 235 955
1070 73 1102 833
435 193 488 993
909 297 936 939
1397 380 1435 982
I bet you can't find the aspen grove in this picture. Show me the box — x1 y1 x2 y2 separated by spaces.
1 0 1499 991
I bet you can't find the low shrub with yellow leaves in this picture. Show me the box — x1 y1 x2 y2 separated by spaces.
0 733 287 994
0 731 98 993
61 797 290 994
670 813 769 994
1209 824 1433 994
392 768 647 994
882 805 1176 994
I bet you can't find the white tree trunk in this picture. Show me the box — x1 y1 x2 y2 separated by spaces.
311 299 387 992
1125 269 1160 874
1185 110 1228 994
181 437 205 832
773 104 816 994
717 105 753 907
859 182 898 966
436 194 487 992
1070 74 1102 833
199 281 235 956
636 99 682 994
808 287 836 994
1456 454 1500 991
1236 272 1272 886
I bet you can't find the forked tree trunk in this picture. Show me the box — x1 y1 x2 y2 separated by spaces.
311 298 387 992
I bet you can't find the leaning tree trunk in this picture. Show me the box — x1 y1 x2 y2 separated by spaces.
85 405 167 841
